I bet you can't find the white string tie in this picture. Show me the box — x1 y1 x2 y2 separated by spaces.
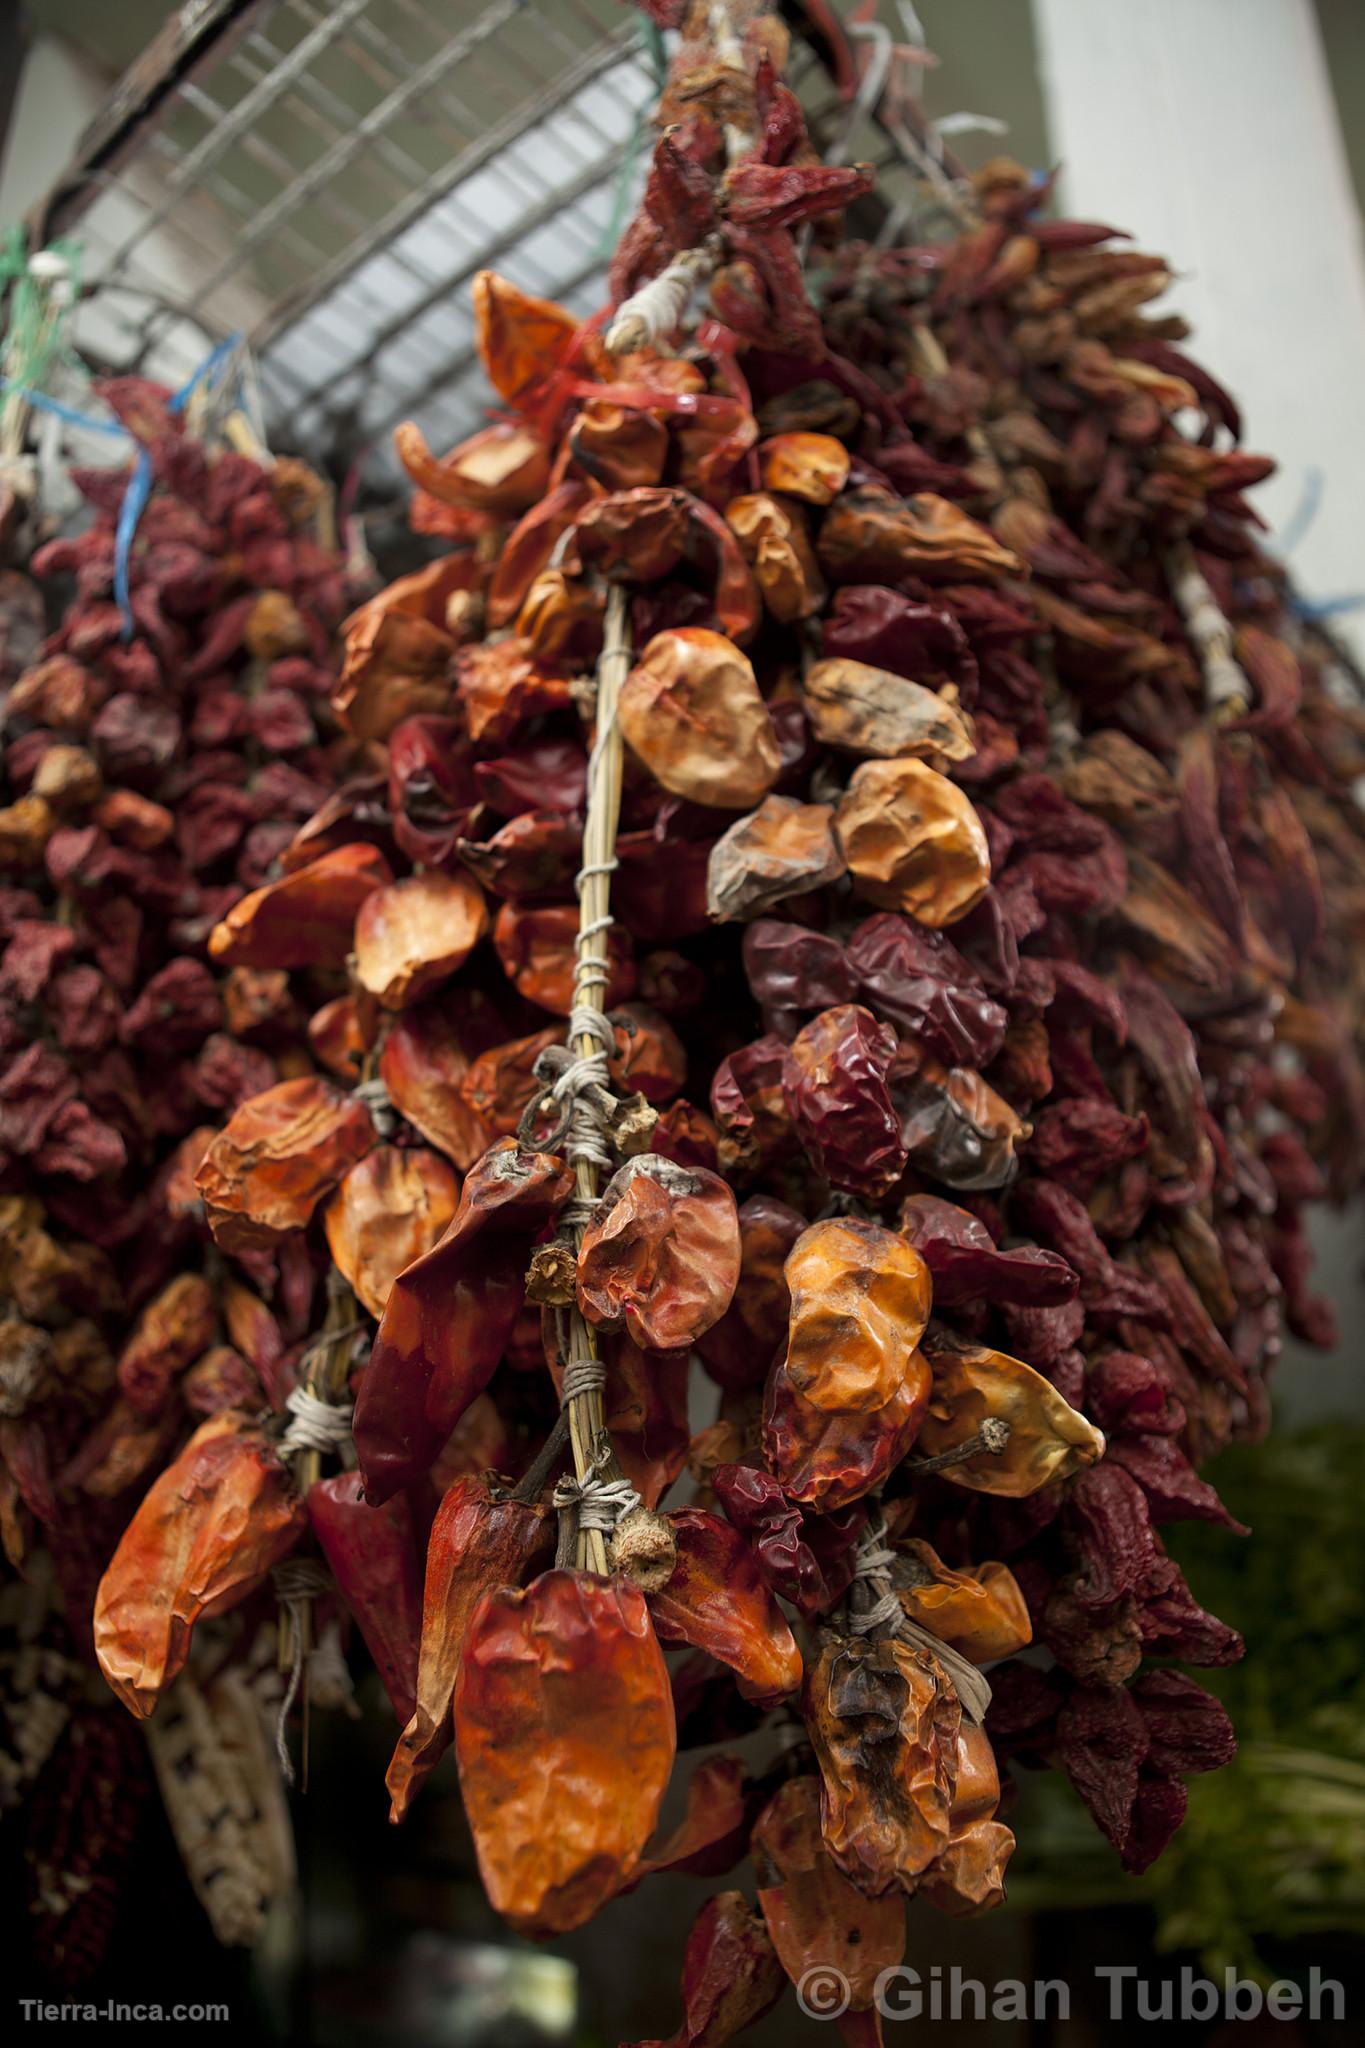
552 1474 641 1534
279 1383 354 1461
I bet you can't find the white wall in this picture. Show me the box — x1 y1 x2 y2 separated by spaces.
1032 0 1365 656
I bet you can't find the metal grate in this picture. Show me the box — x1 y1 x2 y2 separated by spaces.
29 1 940 492
35 0 662 476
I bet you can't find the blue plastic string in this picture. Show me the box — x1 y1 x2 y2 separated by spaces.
112 331 243 638
0 376 128 437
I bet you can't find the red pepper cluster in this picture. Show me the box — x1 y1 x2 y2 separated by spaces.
0 387 357 1947
7 5 1365 2027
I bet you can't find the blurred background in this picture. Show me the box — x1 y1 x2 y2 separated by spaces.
2 3 1364 2040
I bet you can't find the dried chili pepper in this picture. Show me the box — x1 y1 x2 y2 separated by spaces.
452 1569 675 1935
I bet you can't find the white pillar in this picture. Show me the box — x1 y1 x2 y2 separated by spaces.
1030 0 1365 656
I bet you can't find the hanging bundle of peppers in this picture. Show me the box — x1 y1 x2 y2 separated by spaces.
4 0 1361 2029
0 379 363 1965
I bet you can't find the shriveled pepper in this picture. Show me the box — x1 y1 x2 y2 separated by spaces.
646 1507 802 1705
353 1139 572 1504
386 1474 553 1820
93 1411 306 1719
452 1569 676 1935
309 1473 424 1725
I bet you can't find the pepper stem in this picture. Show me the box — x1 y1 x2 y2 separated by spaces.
907 1415 1012 1476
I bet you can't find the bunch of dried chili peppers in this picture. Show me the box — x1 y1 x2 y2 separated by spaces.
3 0 1364 2030
0 379 356 1963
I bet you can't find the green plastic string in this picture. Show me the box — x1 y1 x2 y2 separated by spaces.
0 228 85 460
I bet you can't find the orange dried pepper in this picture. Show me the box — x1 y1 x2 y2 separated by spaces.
386 1474 553 1821
724 490 827 623
752 1775 905 2010
758 431 851 504
493 900 636 1016
378 1001 487 1170
322 1144 459 1319
452 1569 675 1935
619 628 781 809
782 1219 932 1412
835 758 991 926
93 1411 306 1718
804 1634 961 1895
196 1075 377 1253
393 418 550 514
647 1507 802 1705
207 843 393 969
801 657 975 762
917 1336 1106 1494
576 1155 741 1352
353 1139 571 1504
353 870 489 1010
894 1540 1032 1663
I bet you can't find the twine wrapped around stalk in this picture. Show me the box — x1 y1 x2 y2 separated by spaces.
553 582 636 1574
1168 539 1253 720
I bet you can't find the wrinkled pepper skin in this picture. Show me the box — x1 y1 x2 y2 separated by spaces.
452 1569 676 1936
308 1472 424 1725
647 1507 803 1705
353 1139 572 1504
93 1411 306 1718
919 1337 1106 1494
752 1775 905 2010
386 1474 553 1821
576 1155 741 1351
804 1634 961 1896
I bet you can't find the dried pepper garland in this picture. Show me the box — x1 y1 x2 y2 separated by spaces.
9 0 1359 2027
0 383 358 1965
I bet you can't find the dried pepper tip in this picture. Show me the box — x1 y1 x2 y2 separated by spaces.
918 1338 1106 1495
801 657 976 764
782 1217 932 1414
835 757 991 926
452 1569 676 1936
93 1412 307 1720
610 1506 679 1594
196 1075 377 1254
619 627 782 809
322 1144 460 1320
804 1633 962 1896
353 869 490 1010
752 1774 905 2011
576 1154 741 1352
